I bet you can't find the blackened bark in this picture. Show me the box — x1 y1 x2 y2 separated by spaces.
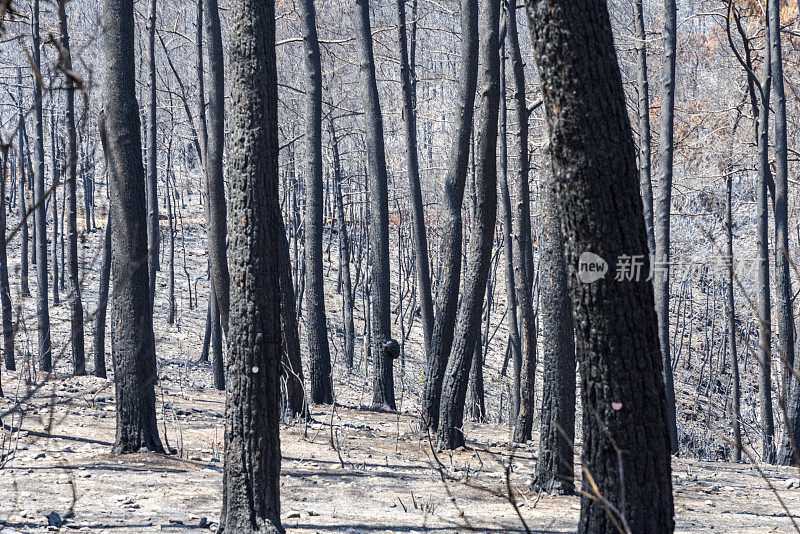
723 173 742 462
32 0 52 373
298 0 333 405
396 0 434 356
0 152 12 374
195 0 207 161
93 184 111 377
59 0 86 377
756 23 776 464
524 0 674 531
653 0 679 454
354 0 396 411
210 282 224 390
421 0 478 430
507 0 536 444
102 0 163 454
16 71 29 300
497 28 522 420
50 117 59 307
219 0 283 528
329 119 354 370
146 0 159 309
533 186 575 495
203 0 231 334
771 0 798 467
437 0 500 450
634 0 655 255
278 216 306 419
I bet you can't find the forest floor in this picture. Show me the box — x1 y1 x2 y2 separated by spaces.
0 198 798 532
1 369 799 533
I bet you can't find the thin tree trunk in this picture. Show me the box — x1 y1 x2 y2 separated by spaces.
506 0 536 444
146 0 159 310
723 173 742 462
525 0 675 530
354 0 397 411
396 0 433 356
95 119 113 380
278 215 306 419
16 71 29 300
771 0 798 467
634 0 655 255
298 0 333 405
421 0 478 430
32 0 52 374
437 0 500 450
0 152 13 374
756 16 776 464
101 0 163 453
329 119 355 370
50 114 60 307
653 0 679 454
219 0 283 528
203 0 231 335
59 0 86 376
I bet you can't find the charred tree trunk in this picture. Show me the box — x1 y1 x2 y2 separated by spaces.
771 0 798 467
59 0 86 376
16 71 29 300
653 0 679 454
524 0 675 530
219 0 283 528
146 0 159 309
32 0 52 373
94 120 113 379
756 17 776 465
532 185 575 494
203 0 231 334
278 216 306 419
298 0 333 405
396 0 433 356
723 173 742 462
0 152 13 374
329 119 354 370
354 0 396 411
102 0 163 453
634 0 655 255
507 0 536 444
421 0 478 430
437 0 500 450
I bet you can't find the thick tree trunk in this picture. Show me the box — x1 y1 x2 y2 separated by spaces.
653 0 679 454
421 0 478 430
437 0 499 450
102 0 163 454
524 0 675 531
59 0 86 377
354 0 396 411
533 185 575 494
146 0 159 309
634 0 655 255
219 0 283 528
396 0 433 356
298 0 333 405
32 0 52 374
203 0 231 334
